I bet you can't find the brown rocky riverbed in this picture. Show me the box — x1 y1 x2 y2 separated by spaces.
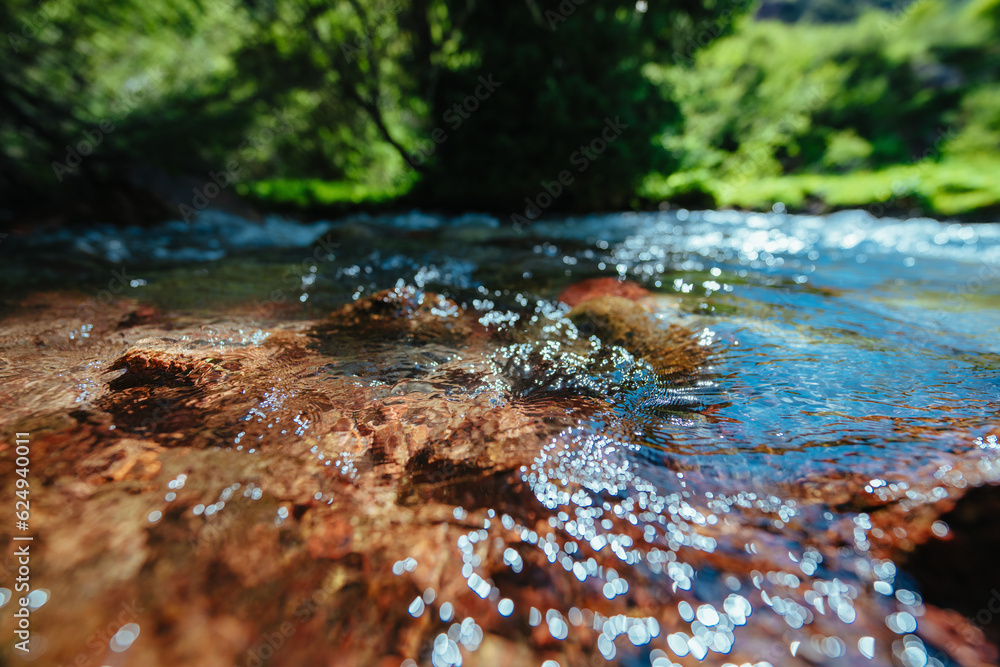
1 275 998 667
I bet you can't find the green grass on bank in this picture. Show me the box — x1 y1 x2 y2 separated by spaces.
236 179 413 209
641 155 1000 217
243 157 1000 219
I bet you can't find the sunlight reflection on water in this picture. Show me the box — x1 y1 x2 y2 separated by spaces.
2 208 998 666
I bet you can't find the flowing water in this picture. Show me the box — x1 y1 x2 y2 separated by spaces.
1 209 999 667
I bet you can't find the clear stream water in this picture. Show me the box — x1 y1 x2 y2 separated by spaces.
3 208 1000 666
20 208 998 464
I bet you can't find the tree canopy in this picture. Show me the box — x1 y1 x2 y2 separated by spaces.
1 0 747 222
3 0 998 223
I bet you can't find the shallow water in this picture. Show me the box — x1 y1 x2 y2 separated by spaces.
1 208 999 666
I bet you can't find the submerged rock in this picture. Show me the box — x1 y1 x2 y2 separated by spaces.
898 479 1000 663
313 285 476 345
0 287 996 667
558 277 650 307
568 295 709 382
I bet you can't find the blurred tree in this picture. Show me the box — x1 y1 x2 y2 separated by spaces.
0 0 263 222
655 0 999 178
1 0 750 222
412 0 746 214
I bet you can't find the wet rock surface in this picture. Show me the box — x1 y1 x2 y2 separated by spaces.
1 210 999 667
900 476 1000 658
0 285 994 667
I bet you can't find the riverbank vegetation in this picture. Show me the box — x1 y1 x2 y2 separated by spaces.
1 0 997 224
642 0 1000 218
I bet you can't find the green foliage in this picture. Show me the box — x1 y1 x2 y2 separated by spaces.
943 84 1000 158
648 0 1000 216
238 177 412 207
823 130 873 170
1 0 748 218
709 155 1000 216
2 0 998 220
0 0 441 214
411 0 731 213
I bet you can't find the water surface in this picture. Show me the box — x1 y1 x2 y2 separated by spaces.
1 208 998 667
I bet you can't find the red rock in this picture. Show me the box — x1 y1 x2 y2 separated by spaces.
557 277 649 307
